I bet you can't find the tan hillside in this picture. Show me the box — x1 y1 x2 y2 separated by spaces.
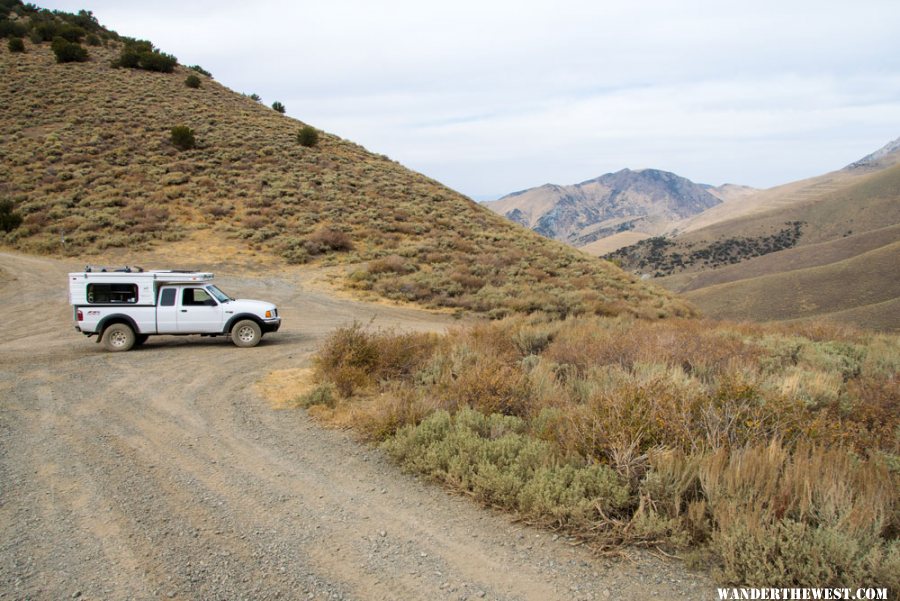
670 139 900 235
606 156 900 329
659 223 900 293
666 161 900 250
0 5 692 320
682 241 900 330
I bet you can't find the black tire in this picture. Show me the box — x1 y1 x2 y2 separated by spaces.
232 319 262 348
102 323 135 352
134 334 149 346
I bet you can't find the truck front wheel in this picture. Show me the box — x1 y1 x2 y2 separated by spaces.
232 320 262 348
102 323 136 352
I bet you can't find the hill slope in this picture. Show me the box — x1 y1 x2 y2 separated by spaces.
0 4 691 320
607 146 900 330
484 168 723 250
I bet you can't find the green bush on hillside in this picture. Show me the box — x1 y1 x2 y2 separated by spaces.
139 49 176 72
0 19 26 38
30 21 58 42
51 36 87 63
184 74 201 88
114 38 176 72
188 64 211 77
7 36 23 51
0 199 23 233
54 23 85 42
272 101 285 114
85 33 100 46
169 125 196 151
55 9 101 33
298 125 319 148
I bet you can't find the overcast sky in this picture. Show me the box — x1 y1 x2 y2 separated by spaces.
39 0 900 199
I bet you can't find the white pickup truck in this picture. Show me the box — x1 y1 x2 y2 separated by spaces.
69 268 281 351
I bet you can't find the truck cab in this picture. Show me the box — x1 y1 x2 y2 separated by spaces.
69 268 281 351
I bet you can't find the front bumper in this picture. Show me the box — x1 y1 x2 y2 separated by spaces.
262 317 281 333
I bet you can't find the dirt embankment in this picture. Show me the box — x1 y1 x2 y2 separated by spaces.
0 251 712 600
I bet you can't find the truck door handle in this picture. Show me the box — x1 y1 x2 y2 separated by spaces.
181 309 187 312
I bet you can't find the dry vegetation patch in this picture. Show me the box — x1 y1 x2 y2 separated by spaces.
302 317 899 587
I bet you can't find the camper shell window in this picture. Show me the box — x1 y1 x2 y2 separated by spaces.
87 283 138 304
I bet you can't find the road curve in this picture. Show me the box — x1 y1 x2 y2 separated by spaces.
0 251 712 600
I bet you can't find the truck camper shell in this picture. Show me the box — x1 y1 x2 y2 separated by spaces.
68 267 281 351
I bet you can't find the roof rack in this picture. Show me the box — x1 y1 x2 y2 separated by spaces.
84 265 144 273
70 270 215 282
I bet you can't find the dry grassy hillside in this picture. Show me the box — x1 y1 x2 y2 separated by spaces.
674 162 900 251
607 161 900 329
0 5 692 319
683 242 900 330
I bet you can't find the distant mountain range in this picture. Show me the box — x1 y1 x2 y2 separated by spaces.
484 169 755 255
485 137 900 330
606 136 900 331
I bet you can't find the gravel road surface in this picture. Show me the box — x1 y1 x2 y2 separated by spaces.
0 251 713 600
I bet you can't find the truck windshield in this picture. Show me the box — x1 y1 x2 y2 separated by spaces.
207 285 234 303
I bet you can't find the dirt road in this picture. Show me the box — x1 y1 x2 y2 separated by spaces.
0 251 712 600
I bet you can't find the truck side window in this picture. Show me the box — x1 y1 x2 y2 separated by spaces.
183 288 217 306
160 288 176 306
87 283 138 304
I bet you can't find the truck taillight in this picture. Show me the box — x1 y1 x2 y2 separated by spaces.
77 309 83 321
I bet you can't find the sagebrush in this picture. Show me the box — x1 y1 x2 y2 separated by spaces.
305 317 900 587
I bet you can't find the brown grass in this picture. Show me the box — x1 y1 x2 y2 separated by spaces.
304 317 900 586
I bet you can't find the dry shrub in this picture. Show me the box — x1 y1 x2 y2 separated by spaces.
545 318 758 378
339 385 435 441
367 254 414 275
444 355 532 416
304 225 353 255
304 315 900 582
700 441 898 587
313 321 438 397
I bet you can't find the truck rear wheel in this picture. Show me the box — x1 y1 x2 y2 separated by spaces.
232 319 262 348
102 323 136 352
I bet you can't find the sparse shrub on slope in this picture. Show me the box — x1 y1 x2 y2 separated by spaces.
138 49 176 72
50 36 87 63
302 225 353 256
272 101 285 114
114 38 176 72
7 36 23 51
188 64 211 77
169 125 196 151
53 23 85 43
184 74 200 88
0 19 26 38
298 125 319 148
0 199 23 232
